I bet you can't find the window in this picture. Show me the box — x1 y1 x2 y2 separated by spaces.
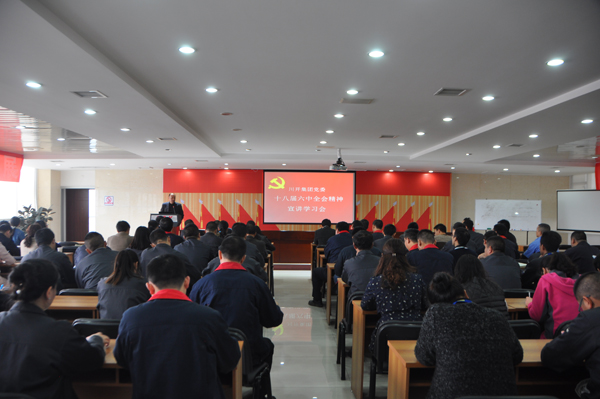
0 167 37 220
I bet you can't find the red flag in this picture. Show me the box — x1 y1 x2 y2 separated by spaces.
182 204 201 227
219 202 236 227
416 203 433 231
237 201 254 224
257 205 280 231
396 202 414 231
361 206 377 231
199 203 216 229
381 202 396 227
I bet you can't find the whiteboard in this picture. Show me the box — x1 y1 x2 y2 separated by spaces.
557 190 600 232
475 199 542 231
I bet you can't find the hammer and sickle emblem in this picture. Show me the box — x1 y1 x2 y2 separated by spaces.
268 176 285 189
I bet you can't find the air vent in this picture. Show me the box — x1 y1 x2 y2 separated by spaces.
340 98 374 104
71 90 108 99
434 88 469 96
354 161 367 164
316 145 335 149
195 160 208 162
444 163 455 166
506 143 524 148
379 135 399 139
157 137 177 141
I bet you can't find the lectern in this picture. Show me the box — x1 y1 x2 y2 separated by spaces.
150 213 180 225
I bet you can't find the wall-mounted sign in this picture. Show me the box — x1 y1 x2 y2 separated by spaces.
104 196 114 206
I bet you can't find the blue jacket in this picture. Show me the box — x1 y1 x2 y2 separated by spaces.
190 264 283 365
407 246 454 286
523 237 541 258
114 291 240 399
324 232 353 263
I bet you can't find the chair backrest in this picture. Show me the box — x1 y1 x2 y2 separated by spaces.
59 288 98 296
344 291 364 325
227 327 252 385
374 320 422 370
72 318 120 339
503 289 534 298
509 319 541 339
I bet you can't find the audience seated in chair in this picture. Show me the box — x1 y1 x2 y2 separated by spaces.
407 229 454 286
565 230 600 274
106 220 134 252
74 232 119 290
22 228 75 290
479 236 522 290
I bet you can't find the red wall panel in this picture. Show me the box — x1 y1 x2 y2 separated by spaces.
355 171 451 196
164 169 263 193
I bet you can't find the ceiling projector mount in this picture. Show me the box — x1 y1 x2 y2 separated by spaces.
330 148 347 171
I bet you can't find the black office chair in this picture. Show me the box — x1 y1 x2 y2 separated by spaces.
368 320 422 399
59 288 98 296
508 319 541 339
336 291 364 380
72 318 120 339
0 394 37 399
503 289 534 298
227 327 272 399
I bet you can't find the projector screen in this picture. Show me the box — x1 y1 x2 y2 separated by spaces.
263 171 355 224
557 190 600 232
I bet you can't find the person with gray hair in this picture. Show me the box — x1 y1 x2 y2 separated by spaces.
542 272 600 398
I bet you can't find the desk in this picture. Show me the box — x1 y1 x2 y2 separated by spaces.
350 300 379 399
48 296 99 318
387 339 571 399
507 297 528 319
74 340 243 399
311 243 317 271
336 278 349 337
318 252 325 269
326 263 335 325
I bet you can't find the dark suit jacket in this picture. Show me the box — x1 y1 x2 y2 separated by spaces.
74 247 119 289
140 243 201 287
407 248 454 286
314 226 335 246
245 240 265 265
565 242 600 274
372 232 384 241
174 239 213 274
502 237 520 259
505 231 517 244
247 236 268 261
442 239 478 253
374 235 393 251
521 255 545 290
335 245 381 277
324 232 353 264
22 245 76 290
341 251 380 296
190 267 283 366
0 302 105 398
114 295 240 399
481 252 522 289
469 230 485 252
0 234 19 256
450 247 478 269
159 201 184 221
167 232 184 248
203 257 268 282
200 232 223 259
97 276 150 319
258 234 276 252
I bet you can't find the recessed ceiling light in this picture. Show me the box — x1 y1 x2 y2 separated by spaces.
110 163 115 166
503 168 509 171
183 167 188 169
90 149 97 153
443 117 453 122
581 119 594 124
493 145 501 149
334 114 344 118
451 166 456 170
547 59 564 66
245 148 251 151
25 81 42 88
224 163 229 166
55 164 61 166
389 169 394 172
417 132 425 136
282 163 287 166
167 163 172 166
120 128 131 132
224 167 229 170
369 50 384 58
15 126 25 129
179 46 195 54
482 96 495 101
397 143 405 147
57 138 66 141
146 140 154 143
555 169 561 173
533 154 540 158
326 130 334 134
84 109 97 115
240 140 248 143
466 153 471 156
346 89 359 95
429 170 433 173
320 141 327 144
396 165 401 168
383 150 389 154
206 87 218 93
529 134 539 138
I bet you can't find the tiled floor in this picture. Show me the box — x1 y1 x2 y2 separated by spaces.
266 270 389 399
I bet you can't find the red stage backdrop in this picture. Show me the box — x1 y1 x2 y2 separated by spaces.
163 169 451 231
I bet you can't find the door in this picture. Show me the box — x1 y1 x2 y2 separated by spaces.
65 189 89 241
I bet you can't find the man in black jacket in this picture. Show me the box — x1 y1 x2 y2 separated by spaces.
175 224 213 274
374 224 396 251
22 228 75 289
313 218 335 246
159 193 184 221
200 221 222 259
0 224 19 256
521 231 562 289
566 231 600 274
159 217 184 248
542 272 600 398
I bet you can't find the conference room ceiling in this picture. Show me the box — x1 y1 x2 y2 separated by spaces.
0 0 599 175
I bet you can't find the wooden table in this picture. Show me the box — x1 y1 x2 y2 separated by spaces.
350 300 379 399
336 278 349 336
48 295 99 318
387 339 566 399
311 243 317 271
74 340 243 399
326 263 335 325
507 297 528 319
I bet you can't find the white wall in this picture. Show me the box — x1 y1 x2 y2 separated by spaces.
61 170 95 188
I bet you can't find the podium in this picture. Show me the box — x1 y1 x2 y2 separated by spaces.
150 213 181 234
